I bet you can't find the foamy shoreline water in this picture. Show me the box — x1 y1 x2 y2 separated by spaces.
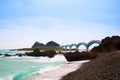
0 49 68 80
22 60 90 80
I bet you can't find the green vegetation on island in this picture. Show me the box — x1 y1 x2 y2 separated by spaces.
17 46 62 51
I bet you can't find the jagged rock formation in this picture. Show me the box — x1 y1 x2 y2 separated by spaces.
32 41 60 48
46 41 60 46
32 41 45 48
91 35 120 54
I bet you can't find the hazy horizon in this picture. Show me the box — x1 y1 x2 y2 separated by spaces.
0 0 120 49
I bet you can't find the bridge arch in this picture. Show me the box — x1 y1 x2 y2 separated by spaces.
76 42 87 51
70 44 77 49
60 46 65 49
87 40 101 49
76 42 87 49
65 45 70 49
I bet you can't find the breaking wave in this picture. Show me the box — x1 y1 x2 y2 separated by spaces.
0 54 67 80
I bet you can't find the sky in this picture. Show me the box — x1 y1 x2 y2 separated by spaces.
0 0 120 49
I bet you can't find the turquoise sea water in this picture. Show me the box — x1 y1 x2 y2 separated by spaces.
0 50 67 80
0 49 27 55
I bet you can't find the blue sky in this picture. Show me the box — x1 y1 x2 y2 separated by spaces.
0 0 120 49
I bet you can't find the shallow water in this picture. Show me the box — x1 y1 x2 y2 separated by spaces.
22 60 90 80
0 49 27 55
0 50 67 80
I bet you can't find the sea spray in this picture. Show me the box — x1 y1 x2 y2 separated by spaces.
50 54 67 62
30 54 67 63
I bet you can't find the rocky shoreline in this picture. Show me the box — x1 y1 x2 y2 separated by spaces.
61 51 120 80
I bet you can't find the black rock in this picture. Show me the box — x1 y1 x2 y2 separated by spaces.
25 49 57 58
15 54 24 57
63 51 95 61
4 54 12 57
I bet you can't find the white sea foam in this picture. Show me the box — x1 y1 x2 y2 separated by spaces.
37 66 61 74
0 75 14 80
7 56 19 58
0 55 4 58
6 76 13 80
29 57 50 63
22 60 90 80
49 54 67 62
29 54 67 63
20 55 67 80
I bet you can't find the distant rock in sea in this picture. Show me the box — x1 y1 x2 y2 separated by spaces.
46 41 60 46
32 41 60 48
32 41 45 48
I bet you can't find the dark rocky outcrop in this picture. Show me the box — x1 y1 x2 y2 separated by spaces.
25 49 57 58
32 41 45 48
4 54 12 57
63 51 96 61
15 54 25 57
46 41 60 46
91 35 120 54
61 51 120 80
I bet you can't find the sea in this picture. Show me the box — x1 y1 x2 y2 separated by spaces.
0 49 67 80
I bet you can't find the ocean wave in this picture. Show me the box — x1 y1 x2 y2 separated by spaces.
16 55 67 80
21 63 65 80
0 53 67 80
30 54 67 63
